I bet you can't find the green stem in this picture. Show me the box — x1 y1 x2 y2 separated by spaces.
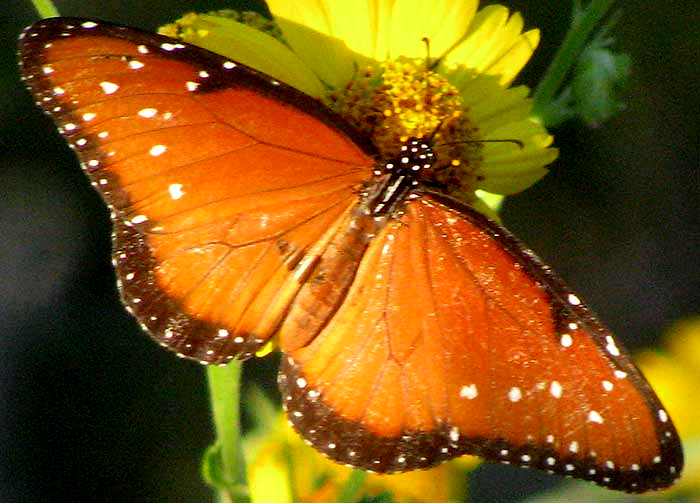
532 0 616 120
336 470 368 503
207 363 250 503
29 0 60 18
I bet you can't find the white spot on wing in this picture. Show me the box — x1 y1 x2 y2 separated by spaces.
588 410 604 424
82 112 96 121
149 144 167 156
42 65 54 74
185 81 199 91
217 329 228 338
81 21 98 28
223 61 236 69
459 384 478 399
128 60 144 70
160 42 185 51
658 409 668 423
507 387 522 402
614 370 627 379
137 45 149 54
99 81 119 94
560 333 573 347
131 214 148 224
602 380 613 391
550 380 562 398
605 335 621 356
53 86 65 95
138 108 158 118
568 293 581 305
168 183 184 200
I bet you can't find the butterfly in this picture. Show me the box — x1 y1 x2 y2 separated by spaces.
18 17 682 493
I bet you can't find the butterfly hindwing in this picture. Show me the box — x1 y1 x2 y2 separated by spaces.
280 192 683 492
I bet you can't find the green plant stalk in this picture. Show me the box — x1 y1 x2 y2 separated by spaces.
336 470 368 503
532 0 616 118
207 363 250 503
30 0 59 18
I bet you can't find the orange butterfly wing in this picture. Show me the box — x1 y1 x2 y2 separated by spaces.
19 18 376 362
280 192 683 492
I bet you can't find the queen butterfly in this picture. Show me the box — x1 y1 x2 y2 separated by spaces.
18 17 682 493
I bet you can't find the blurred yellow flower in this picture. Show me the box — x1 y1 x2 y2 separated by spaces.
636 318 700 494
245 414 474 503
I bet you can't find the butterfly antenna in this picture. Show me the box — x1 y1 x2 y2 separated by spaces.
438 138 525 149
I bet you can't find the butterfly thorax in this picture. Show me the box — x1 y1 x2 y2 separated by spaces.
366 139 435 217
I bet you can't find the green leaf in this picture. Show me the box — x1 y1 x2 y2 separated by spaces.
357 493 395 503
571 45 631 126
336 469 368 503
201 443 227 488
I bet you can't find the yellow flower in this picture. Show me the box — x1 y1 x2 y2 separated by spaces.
245 413 472 503
160 0 557 215
636 318 700 494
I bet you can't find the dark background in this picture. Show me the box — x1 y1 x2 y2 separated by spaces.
1 1 698 501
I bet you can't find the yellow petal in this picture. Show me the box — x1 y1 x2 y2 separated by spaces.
445 5 510 70
273 15 360 89
323 0 377 58
266 0 332 35
372 0 399 60
488 29 540 86
163 14 325 96
388 0 478 58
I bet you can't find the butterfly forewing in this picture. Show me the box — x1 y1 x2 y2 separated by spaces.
280 193 683 492
19 18 375 362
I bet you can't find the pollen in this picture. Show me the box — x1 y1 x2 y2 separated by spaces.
323 59 483 202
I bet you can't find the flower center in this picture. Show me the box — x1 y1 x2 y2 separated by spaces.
325 59 483 201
